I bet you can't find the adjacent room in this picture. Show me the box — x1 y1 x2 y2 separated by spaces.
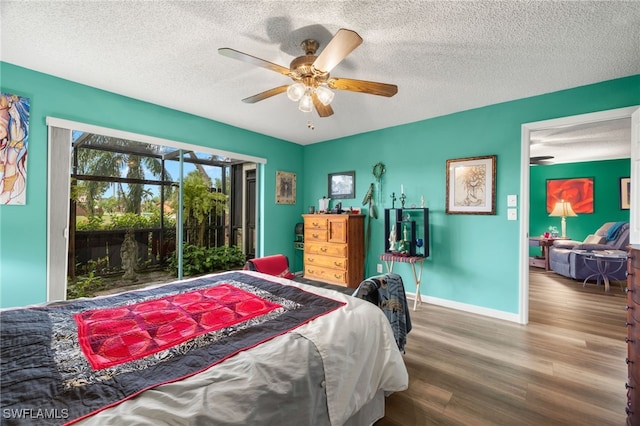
1 1 639 425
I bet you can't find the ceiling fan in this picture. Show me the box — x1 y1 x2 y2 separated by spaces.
530 155 555 165
218 28 398 118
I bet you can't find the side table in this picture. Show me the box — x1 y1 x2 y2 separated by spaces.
379 253 425 311
529 237 566 271
576 250 627 292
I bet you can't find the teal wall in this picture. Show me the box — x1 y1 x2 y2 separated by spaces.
530 159 630 254
303 75 640 314
0 62 304 308
1 61 638 315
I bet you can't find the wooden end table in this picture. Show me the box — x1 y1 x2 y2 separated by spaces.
529 237 561 271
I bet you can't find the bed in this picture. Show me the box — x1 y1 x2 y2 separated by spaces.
1 270 408 425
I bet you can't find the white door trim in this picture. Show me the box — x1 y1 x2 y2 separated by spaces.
519 106 639 324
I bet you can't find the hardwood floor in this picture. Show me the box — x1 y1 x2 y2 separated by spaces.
376 268 628 426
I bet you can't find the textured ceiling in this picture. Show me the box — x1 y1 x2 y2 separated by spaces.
1 1 638 162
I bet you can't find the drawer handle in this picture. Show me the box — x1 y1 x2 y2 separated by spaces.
334 274 342 279
626 382 635 390
312 233 319 238
308 269 315 274
627 357 634 365
320 247 327 252
334 262 343 267
626 337 634 344
312 222 320 227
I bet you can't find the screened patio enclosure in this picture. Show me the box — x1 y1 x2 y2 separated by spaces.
68 132 255 284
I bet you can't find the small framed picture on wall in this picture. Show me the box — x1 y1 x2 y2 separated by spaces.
620 177 631 210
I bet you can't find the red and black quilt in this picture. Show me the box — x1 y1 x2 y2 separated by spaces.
0 272 344 425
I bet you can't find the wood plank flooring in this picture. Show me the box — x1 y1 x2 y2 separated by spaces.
376 268 628 426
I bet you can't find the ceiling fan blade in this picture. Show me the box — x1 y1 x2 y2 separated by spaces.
530 155 555 165
312 93 334 118
328 78 398 97
242 85 289 103
218 48 291 76
312 28 363 73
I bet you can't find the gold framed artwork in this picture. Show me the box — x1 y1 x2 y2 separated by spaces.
275 171 296 204
620 177 631 210
446 155 496 215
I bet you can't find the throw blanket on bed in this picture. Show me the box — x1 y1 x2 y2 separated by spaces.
353 273 411 352
0 272 344 425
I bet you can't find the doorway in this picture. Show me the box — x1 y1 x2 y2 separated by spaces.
519 106 640 324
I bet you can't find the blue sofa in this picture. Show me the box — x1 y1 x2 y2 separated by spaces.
548 222 629 282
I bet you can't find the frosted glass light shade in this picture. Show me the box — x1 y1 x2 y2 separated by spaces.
286 83 305 101
315 85 335 106
298 93 313 112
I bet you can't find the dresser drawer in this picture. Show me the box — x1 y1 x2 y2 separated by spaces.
305 254 347 270
305 217 328 230
305 242 347 257
631 250 640 269
304 265 348 286
306 230 328 242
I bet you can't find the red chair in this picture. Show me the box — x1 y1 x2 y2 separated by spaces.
243 254 296 279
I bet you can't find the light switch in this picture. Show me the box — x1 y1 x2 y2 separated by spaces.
507 194 517 207
507 208 517 221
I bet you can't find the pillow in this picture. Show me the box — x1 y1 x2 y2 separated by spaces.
583 234 605 244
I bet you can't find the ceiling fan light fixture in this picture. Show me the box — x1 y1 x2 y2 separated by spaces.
286 83 305 102
315 84 335 106
298 93 313 113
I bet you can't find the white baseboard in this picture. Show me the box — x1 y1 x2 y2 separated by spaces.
407 292 521 323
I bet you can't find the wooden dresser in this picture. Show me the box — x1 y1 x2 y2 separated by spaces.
302 214 365 288
627 244 640 425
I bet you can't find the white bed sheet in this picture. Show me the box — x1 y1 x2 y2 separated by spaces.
77 270 408 425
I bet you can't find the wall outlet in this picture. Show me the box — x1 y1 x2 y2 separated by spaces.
377 263 383 273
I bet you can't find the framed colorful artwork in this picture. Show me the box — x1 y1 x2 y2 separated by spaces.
275 171 296 204
620 177 631 210
445 155 496 215
1 92 30 205
546 177 594 214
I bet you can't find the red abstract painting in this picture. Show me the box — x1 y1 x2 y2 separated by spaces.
546 177 594 214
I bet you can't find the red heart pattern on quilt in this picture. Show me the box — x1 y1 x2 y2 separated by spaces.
75 283 281 370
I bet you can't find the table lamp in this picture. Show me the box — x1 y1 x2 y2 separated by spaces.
549 200 577 238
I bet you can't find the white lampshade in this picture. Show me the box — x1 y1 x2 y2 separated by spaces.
549 201 577 218
298 93 313 112
286 83 305 102
549 200 577 238
315 84 335 106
